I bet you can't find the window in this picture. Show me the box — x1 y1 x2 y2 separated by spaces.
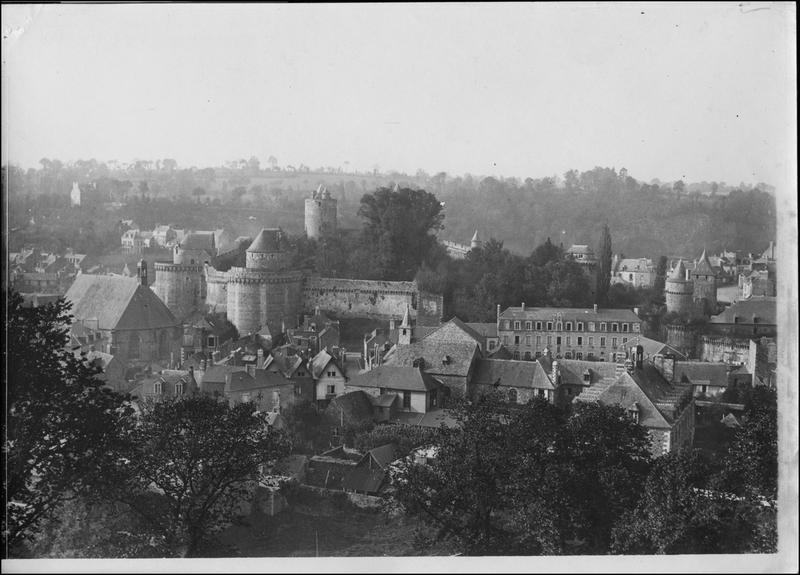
207 335 216 348
600 322 607 332
577 336 583 345
556 322 562 331
538 389 545 399
524 351 531 360
628 409 639 424
567 387 573 396
556 336 562 345
632 324 640 332
154 381 163 395
535 321 542 330
577 322 584 331
514 321 521 330
175 382 184 396
536 335 542 346
622 337 628 345
565 322 572 331
547 335 552 345
508 388 518 403
327 384 336 395
612 337 618 348
612 323 619 332
525 321 532 331
503 335 509 345
488 340 496 350
588 336 594 346
546 322 553 331
576 352 583 359
514 335 520 345
504 320 512 330
566 336 571 346
403 391 411 409
513 351 521 360
600 337 606 347
525 335 531 345
564 352 572 359
588 322 596 332
297 370 306 377
327 370 336 377
622 323 629 332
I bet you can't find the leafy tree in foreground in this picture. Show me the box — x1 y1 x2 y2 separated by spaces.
394 396 650 555
4 291 130 555
114 395 291 557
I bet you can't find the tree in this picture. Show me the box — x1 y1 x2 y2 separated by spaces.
596 223 612 306
5 291 130 553
115 395 291 556
357 186 444 280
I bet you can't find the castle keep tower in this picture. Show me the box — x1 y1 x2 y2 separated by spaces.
226 228 305 337
665 259 693 315
152 232 214 321
304 185 337 240
691 249 717 315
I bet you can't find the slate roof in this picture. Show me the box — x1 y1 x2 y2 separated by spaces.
673 362 729 388
421 317 484 345
694 250 715 275
488 345 514 360
65 274 178 331
384 340 479 377
623 335 688 360
472 359 554 390
324 391 375 426
310 349 337 379
710 296 776 326
342 443 402 494
130 369 198 399
556 359 619 387
374 393 398 407
499 306 640 323
568 244 594 256
616 258 653 273
669 260 688 281
247 228 284 253
180 232 215 252
347 365 441 392
201 364 242 385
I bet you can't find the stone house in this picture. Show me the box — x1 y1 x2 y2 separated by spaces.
129 368 199 403
707 296 777 339
310 348 348 404
345 365 444 421
225 367 296 413
470 358 555 404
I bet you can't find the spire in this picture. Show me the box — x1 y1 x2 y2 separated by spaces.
695 249 714 274
470 229 482 250
400 304 411 328
669 259 687 281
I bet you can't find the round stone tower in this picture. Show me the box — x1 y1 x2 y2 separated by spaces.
665 259 694 315
151 232 212 321
691 249 717 315
304 185 337 240
226 228 305 336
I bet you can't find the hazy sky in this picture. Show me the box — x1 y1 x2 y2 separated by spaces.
1 3 795 186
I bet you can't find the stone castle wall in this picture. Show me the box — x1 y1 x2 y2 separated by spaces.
226 268 305 336
205 265 228 313
698 335 750 364
303 277 420 320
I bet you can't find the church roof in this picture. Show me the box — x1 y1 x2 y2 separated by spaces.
247 228 283 253
65 274 178 331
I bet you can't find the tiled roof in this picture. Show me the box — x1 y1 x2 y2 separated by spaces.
556 359 618 387
568 244 593 255
673 362 729 388
499 306 640 323
488 345 514 360
616 258 652 273
710 296 776 326
247 228 284 253
384 340 479 377
472 359 554 390
310 349 336 379
65 274 178 331
348 366 440 392
226 368 291 392
201 364 242 384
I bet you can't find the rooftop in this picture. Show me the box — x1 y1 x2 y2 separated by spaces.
710 296 777 326
499 306 640 323
347 365 441 392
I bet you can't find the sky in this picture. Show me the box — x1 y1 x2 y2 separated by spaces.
1 2 795 187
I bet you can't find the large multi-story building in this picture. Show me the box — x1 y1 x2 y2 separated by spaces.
496 303 642 362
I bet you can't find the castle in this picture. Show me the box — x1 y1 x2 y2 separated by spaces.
664 250 718 317
152 188 443 338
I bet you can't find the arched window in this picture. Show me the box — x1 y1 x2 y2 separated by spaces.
153 381 162 395
175 381 184 396
508 388 518 404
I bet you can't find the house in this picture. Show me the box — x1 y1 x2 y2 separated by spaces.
152 225 177 247
465 322 500 353
573 351 694 457
81 350 129 393
307 446 361 490
550 357 620 406
342 443 403 495
611 256 655 288
669 361 730 398
707 296 777 338
497 303 642 362
471 358 556 404
225 367 296 413
121 229 153 253
64 271 182 364
345 365 445 421
198 364 243 397
286 309 340 356
129 368 199 403
310 348 348 404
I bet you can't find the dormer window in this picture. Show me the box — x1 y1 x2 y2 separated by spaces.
583 369 591 383
154 381 163 395
627 404 640 424
175 381 184 396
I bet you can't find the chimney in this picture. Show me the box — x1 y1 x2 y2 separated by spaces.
257 348 264 368
636 345 644 370
497 304 501 326
593 304 598 313
663 353 676 383
247 364 256 377
551 360 560 385
633 307 640 316
521 302 526 312
389 318 397 331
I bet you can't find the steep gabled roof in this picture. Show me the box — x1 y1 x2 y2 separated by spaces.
669 259 688 281
65 274 178 331
472 359 554 390
421 316 485 345
384 340 479 377
347 365 440 392
694 249 715 275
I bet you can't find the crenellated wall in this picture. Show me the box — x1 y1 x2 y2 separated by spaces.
226 267 305 336
698 335 750 365
303 277 420 320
